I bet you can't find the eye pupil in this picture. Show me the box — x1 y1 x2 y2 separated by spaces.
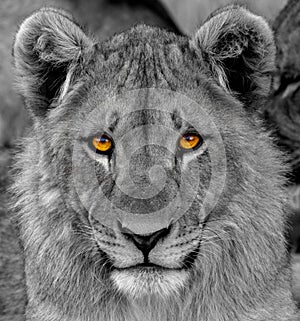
186 135 193 141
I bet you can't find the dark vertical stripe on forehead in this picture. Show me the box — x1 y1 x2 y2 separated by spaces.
134 45 155 88
113 41 182 89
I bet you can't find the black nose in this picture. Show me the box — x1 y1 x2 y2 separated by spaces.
121 226 170 256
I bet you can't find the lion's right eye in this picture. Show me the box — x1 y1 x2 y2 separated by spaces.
178 132 203 152
88 134 114 155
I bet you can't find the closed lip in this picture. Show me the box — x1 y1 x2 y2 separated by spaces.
114 262 185 272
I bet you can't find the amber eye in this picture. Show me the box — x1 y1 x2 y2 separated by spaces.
179 132 202 151
90 134 113 154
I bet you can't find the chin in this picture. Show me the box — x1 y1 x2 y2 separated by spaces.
111 265 189 299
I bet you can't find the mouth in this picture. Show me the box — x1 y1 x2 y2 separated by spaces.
111 263 189 298
115 262 177 270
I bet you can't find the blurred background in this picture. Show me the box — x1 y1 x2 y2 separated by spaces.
0 0 299 305
162 0 287 34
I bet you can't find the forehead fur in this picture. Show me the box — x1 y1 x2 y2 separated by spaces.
83 24 207 92
57 24 242 125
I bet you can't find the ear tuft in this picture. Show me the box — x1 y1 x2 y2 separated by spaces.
13 8 94 118
191 5 275 110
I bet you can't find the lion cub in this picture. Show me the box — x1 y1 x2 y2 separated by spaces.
11 5 300 321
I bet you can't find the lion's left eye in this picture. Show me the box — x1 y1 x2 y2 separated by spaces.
178 132 203 151
88 134 114 154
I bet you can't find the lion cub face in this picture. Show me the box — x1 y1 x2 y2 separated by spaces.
13 5 289 310
72 87 218 297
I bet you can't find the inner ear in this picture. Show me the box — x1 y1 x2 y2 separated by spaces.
216 30 261 101
13 8 94 118
40 63 69 103
192 5 275 110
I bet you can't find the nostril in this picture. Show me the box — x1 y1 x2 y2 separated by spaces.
121 226 170 255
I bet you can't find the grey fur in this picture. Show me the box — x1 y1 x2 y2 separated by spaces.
9 5 300 321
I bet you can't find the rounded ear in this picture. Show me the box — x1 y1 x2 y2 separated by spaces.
191 5 276 110
13 8 94 118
